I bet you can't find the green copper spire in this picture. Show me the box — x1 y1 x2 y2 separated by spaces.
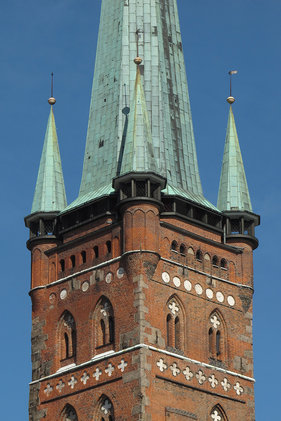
67 0 216 211
31 105 67 213
217 104 252 212
120 60 157 175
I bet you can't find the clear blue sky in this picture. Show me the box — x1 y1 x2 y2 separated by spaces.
0 0 279 419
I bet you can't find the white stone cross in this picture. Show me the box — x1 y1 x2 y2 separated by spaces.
81 371 90 385
56 380 65 393
93 368 102 381
118 359 128 372
157 359 167 372
100 302 110 317
196 370 206 385
68 375 78 389
101 399 112 415
208 374 218 388
221 377 231 392
170 363 180 377
210 315 221 329
234 382 244 396
168 301 179 315
183 366 193 381
105 363 115 377
211 410 222 421
44 383 53 396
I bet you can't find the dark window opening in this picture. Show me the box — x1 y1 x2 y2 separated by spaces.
106 241 112 254
101 319 106 346
64 333 69 358
179 244 186 255
216 330 221 356
212 256 218 266
196 250 202 261
109 316 114 343
171 240 178 251
70 255 76 268
81 250 86 264
60 259 65 272
167 314 172 347
221 259 227 269
94 246 99 259
175 316 180 349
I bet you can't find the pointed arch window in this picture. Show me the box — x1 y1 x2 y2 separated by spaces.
93 246 99 259
166 297 184 351
171 240 178 251
210 405 228 421
106 241 112 255
61 404 78 421
95 396 115 421
208 312 226 362
81 250 86 264
70 255 76 268
196 249 203 261
59 311 76 363
94 297 115 351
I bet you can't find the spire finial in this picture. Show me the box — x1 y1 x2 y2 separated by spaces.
134 29 143 65
48 72 56 105
227 70 238 105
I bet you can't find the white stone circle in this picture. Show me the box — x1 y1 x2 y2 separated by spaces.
81 281 89 292
227 295 235 306
184 280 192 291
162 272 170 283
216 291 225 303
105 272 113 284
117 267 125 279
195 284 203 295
173 276 181 287
206 288 214 299
60 289 67 300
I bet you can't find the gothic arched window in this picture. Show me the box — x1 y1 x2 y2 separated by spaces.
171 240 178 251
210 405 228 421
93 297 115 350
208 311 227 362
166 296 184 351
59 311 76 362
94 396 115 421
61 404 78 421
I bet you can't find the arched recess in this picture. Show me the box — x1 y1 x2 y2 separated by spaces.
61 404 78 421
210 404 228 420
58 311 77 364
166 295 186 352
93 395 115 421
208 310 228 363
93 297 115 353
187 247 194 265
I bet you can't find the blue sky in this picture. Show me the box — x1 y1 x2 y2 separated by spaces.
0 0 279 419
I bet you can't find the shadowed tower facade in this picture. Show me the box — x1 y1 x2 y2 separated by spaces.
25 1 259 420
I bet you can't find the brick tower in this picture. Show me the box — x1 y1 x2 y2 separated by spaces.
25 1 259 420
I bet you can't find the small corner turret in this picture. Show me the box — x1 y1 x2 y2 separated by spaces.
217 74 260 249
25 82 67 249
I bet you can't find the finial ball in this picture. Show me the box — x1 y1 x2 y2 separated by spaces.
48 97 56 105
227 96 235 105
134 57 143 65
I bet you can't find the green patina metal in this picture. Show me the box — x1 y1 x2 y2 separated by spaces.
66 0 214 211
217 106 252 212
31 106 67 213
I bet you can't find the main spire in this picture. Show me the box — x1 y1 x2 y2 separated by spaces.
217 98 252 212
73 0 212 210
31 96 67 214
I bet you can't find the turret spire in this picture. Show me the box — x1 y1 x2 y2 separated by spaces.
69 0 214 211
217 88 252 212
31 83 67 213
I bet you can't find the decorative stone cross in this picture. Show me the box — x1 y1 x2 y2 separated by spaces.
105 363 115 377
101 399 112 415
68 375 78 389
118 359 128 373
221 378 231 392
56 379 65 393
196 370 206 385
93 368 102 381
44 383 53 396
210 315 221 329
81 371 90 385
183 366 193 381
211 410 222 421
208 374 218 388
157 359 167 372
170 363 180 377
100 302 110 317
168 301 179 315
234 382 244 396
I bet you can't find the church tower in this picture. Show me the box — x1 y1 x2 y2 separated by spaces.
25 1 259 420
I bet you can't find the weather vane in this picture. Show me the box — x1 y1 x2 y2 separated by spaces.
134 29 143 65
227 70 238 104
48 72 56 105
